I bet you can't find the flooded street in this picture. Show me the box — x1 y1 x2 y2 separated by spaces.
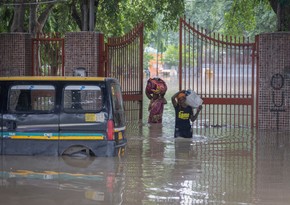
1 77 290 205
1 127 290 205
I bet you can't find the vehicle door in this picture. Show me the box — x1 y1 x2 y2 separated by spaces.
2 84 59 155
0 85 3 154
110 83 126 144
59 83 106 155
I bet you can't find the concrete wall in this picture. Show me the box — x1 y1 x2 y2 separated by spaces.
257 33 290 130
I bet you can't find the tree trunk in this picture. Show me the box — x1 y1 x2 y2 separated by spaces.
29 4 38 35
82 0 89 31
89 0 95 31
270 0 290 31
277 2 290 31
71 0 98 31
11 3 25 32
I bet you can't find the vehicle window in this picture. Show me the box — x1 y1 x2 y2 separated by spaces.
111 84 125 126
63 85 102 112
9 85 55 112
111 84 124 112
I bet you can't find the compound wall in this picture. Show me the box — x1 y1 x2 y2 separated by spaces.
257 33 290 130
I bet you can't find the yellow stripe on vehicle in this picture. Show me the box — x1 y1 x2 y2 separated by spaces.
11 136 104 140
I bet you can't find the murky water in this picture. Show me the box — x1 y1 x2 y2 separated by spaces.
1 77 290 205
1 128 289 205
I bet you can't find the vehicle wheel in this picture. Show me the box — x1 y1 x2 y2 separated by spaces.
62 145 92 157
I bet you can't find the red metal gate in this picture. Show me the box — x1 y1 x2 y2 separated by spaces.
179 18 257 131
105 23 144 121
32 33 64 76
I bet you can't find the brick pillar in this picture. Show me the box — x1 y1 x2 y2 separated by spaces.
64 32 104 76
258 33 290 130
0 33 32 76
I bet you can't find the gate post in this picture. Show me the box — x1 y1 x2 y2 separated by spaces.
0 33 32 76
257 33 290 131
64 32 104 76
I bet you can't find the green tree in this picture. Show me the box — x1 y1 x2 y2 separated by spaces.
225 0 290 35
182 0 278 39
185 0 233 34
163 44 179 68
143 52 154 71
0 6 13 32
0 1 55 36
0 0 185 36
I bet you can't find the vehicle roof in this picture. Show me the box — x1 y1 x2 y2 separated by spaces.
0 76 116 82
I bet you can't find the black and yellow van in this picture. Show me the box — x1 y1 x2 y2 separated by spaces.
0 76 127 157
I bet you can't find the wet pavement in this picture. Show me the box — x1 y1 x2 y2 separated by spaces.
1 77 290 205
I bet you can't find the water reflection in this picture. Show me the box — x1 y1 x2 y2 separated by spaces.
123 124 290 205
0 156 122 205
0 128 290 205
255 130 290 205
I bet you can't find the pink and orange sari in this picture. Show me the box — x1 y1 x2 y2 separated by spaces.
148 97 166 123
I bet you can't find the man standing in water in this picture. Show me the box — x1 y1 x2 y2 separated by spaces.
171 90 202 138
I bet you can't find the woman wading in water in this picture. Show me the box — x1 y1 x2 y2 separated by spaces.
145 77 167 123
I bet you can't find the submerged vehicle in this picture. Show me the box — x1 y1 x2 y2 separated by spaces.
0 76 127 157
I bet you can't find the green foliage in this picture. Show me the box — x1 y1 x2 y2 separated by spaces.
0 0 281 48
95 0 185 38
0 6 12 32
185 0 233 33
0 0 185 37
224 0 256 36
250 1 276 36
224 0 276 37
163 45 179 68
179 0 278 39
155 0 185 30
143 52 154 70
45 2 80 34
147 16 168 54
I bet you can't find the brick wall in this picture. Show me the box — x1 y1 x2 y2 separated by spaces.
0 32 105 77
258 33 290 130
64 32 104 76
0 33 32 76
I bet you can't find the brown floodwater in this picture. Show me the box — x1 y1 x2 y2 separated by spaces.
1 77 290 205
1 122 289 205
